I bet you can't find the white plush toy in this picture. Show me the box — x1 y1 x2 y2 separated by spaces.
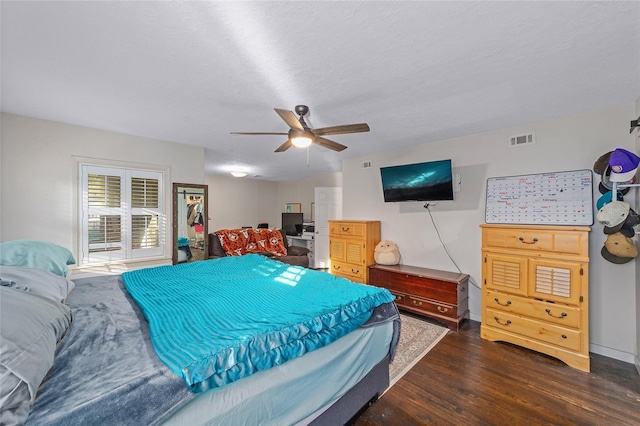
374 240 400 265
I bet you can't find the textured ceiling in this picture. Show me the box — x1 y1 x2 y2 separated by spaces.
2 1 639 181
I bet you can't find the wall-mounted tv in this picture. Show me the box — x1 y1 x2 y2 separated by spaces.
380 159 454 202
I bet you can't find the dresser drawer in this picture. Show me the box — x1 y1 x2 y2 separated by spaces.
483 227 587 256
486 308 581 351
369 267 462 305
331 260 365 282
329 221 366 237
485 290 580 328
392 291 465 320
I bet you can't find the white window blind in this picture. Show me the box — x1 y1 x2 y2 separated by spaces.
80 165 165 264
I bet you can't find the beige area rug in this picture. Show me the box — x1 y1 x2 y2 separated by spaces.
388 314 449 388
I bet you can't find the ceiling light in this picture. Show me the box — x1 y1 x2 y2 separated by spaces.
291 136 312 148
230 171 248 178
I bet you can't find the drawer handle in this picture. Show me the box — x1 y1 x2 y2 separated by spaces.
395 294 404 301
341 227 350 232
412 300 423 307
437 306 449 313
545 309 567 319
494 317 511 326
334 265 341 270
518 237 538 245
562 335 567 339
351 269 360 274
494 298 512 306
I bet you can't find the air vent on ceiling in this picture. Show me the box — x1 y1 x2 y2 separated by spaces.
361 161 372 168
508 132 535 147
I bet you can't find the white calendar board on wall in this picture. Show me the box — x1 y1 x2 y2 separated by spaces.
485 169 593 225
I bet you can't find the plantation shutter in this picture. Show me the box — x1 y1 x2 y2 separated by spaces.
130 171 164 259
80 165 165 264
82 167 126 263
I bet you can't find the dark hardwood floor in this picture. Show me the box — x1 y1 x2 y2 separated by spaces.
356 320 640 426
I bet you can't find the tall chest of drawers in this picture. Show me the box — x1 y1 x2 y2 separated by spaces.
480 224 591 372
328 220 380 284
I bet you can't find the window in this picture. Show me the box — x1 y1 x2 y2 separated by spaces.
80 165 165 265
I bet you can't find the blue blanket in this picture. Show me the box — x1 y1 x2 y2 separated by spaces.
123 254 395 393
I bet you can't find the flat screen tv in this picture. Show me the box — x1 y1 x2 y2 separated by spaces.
380 159 454 202
281 212 304 236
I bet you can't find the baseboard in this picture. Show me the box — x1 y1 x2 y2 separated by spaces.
635 355 640 375
589 343 635 364
469 312 481 322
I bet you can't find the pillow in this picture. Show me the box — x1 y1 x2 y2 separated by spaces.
0 266 75 303
0 240 76 276
0 287 72 425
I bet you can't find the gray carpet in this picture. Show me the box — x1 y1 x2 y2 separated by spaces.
388 314 449 387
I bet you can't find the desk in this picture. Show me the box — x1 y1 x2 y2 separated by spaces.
287 236 315 268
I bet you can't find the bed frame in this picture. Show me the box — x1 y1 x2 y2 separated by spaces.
308 354 390 425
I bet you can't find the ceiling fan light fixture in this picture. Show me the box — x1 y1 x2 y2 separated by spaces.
231 105 368 153
230 171 248 178
291 136 312 148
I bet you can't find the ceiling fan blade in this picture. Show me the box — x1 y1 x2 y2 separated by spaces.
230 132 289 135
274 108 304 130
313 136 347 152
311 123 370 136
274 140 293 152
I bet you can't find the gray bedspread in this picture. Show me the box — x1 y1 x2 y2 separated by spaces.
25 274 400 425
25 275 196 426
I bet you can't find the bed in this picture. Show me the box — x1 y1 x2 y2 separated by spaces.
0 240 400 425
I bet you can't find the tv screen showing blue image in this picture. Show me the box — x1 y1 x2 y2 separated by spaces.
380 159 454 202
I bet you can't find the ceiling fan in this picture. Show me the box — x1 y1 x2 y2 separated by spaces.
230 105 370 153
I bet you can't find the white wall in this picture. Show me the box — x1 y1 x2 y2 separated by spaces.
204 172 341 231
635 96 640 374
202 172 342 274
342 105 638 363
205 174 278 231
276 173 342 225
0 113 204 263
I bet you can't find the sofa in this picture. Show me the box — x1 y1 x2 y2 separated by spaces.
208 228 310 268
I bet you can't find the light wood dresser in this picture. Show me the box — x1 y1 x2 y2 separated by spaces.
480 224 591 372
329 220 380 284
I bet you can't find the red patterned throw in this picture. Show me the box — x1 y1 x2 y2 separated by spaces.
215 228 287 257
